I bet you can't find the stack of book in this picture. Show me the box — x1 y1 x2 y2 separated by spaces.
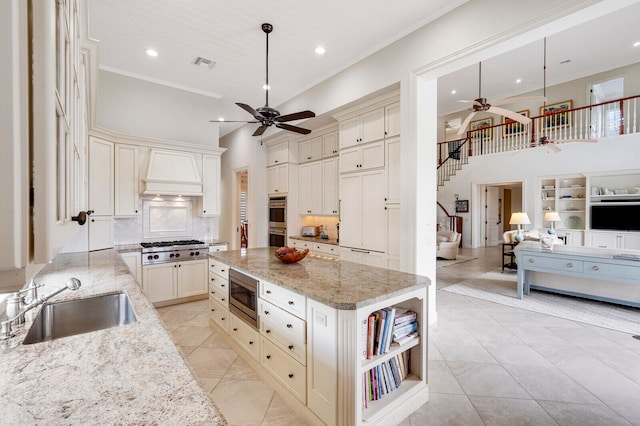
363 350 411 406
362 308 418 359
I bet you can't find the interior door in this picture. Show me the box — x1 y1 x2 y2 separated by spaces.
486 187 500 246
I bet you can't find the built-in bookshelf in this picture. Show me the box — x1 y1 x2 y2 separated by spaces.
540 176 586 230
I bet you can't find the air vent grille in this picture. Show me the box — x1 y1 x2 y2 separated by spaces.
192 57 216 69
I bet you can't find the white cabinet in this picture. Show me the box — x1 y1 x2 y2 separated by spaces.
322 158 339 215
589 231 640 249
340 141 385 174
88 216 113 251
322 132 339 157
120 251 142 284
142 259 207 303
208 243 228 253
198 154 221 216
385 102 401 138
559 230 583 247
385 137 401 204
114 144 139 217
209 259 230 332
230 313 259 360
299 136 323 163
340 170 386 252
386 204 401 271
267 164 288 194
339 108 385 149
299 162 323 215
267 141 289 166
89 137 114 216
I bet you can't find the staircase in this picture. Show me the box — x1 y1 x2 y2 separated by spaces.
437 137 470 188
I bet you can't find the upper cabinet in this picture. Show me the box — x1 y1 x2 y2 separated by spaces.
267 164 289 194
115 144 139 217
198 154 221 216
339 108 385 149
322 132 339 157
267 141 290 166
385 102 401 138
89 137 114 216
298 137 323 163
299 129 339 163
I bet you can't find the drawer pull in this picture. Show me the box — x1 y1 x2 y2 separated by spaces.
266 355 271 359
264 310 270 315
221 284 225 287
288 300 294 305
211 308 215 312
288 373 294 378
286 324 293 328
233 328 238 331
249 341 254 345
567 263 573 268
592 265 600 271
266 329 271 334
221 298 225 302
221 317 225 321
221 269 225 273
266 290 272 294
528 258 534 263
288 344 294 350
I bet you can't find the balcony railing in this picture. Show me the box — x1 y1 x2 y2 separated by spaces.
437 95 640 187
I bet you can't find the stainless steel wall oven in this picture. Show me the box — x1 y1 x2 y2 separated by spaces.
268 196 286 228
229 269 259 329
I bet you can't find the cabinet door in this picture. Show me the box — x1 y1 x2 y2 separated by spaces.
322 132 339 157
386 137 401 203
360 108 385 144
143 263 178 303
386 203 401 261
276 164 288 194
88 216 113 251
200 154 221 216
339 174 363 248
178 259 208 298
268 142 288 166
322 158 339 215
309 137 323 162
590 232 619 249
339 146 360 173
622 233 640 250
339 117 360 149
360 170 386 251
360 141 385 171
309 161 323 214
385 102 401 138
299 163 311 214
89 137 114 216
298 139 312 163
114 144 139 216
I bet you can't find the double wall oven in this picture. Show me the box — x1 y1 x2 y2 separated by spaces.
268 196 287 247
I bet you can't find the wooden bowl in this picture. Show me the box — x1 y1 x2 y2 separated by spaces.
274 247 309 264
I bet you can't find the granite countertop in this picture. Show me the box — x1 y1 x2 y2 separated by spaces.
289 235 339 246
0 249 226 425
210 248 430 310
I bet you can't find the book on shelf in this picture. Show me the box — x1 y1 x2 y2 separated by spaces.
366 314 375 359
363 349 413 404
364 307 419 359
375 310 386 356
393 308 417 326
392 320 418 340
382 307 396 354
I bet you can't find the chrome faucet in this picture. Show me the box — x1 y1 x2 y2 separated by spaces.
0 277 82 340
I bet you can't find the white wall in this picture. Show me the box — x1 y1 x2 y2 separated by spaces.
96 71 221 146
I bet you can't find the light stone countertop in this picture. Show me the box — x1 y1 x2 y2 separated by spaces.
0 249 226 425
210 247 430 310
289 235 339 246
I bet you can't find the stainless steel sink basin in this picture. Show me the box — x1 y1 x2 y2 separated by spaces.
23 292 137 344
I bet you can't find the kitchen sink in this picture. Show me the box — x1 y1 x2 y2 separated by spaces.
23 292 137 345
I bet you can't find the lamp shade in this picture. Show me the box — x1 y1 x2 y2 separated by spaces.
544 211 561 222
509 212 531 225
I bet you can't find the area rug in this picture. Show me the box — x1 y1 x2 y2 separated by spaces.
441 270 640 335
436 255 478 268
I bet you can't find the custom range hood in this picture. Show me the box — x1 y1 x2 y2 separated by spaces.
142 150 203 196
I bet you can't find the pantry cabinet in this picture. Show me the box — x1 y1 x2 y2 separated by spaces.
89 137 114 216
322 158 339 215
114 144 139 217
299 162 323 215
340 170 386 252
198 154 221 216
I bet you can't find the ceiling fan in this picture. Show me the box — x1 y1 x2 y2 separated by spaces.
210 23 315 137
457 62 546 136
537 38 597 152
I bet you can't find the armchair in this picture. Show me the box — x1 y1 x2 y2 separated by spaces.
436 230 461 260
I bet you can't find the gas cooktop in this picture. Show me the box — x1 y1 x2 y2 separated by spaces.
140 240 205 249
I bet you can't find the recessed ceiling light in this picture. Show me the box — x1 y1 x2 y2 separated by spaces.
634 41 640 47
218 117 225 122
315 46 326 55
516 78 522 84
263 84 270 90
451 90 457 95
145 48 158 57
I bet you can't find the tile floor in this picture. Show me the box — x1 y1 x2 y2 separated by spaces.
157 246 640 425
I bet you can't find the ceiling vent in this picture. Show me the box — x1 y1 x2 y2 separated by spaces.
192 56 216 69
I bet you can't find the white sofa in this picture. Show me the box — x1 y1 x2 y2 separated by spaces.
436 230 461 260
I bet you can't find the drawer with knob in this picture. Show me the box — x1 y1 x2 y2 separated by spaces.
522 255 584 273
209 260 229 279
230 314 259 360
209 297 229 333
260 280 306 319
584 261 638 280
259 300 306 365
260 336 307 403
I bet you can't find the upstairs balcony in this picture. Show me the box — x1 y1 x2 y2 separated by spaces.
437 95 640 188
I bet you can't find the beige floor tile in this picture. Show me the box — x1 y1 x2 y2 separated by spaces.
447 361 530 399
179 345 197 357
184 311 214 327
222 357 262 382
539 400 632 425
408 393 484 426
200 329 233 349
210 379 275 425
261 393 310 426
469 395 556 425
427 360 464 394
200 377 222 393
170 325 213 347
187 346 238 378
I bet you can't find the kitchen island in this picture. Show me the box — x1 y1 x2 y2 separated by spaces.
209 248 430 425
0 249 226 425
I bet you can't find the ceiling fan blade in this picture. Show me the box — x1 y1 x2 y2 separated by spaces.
236 102 263 119
457 111 478 136
458 99 483 106
276 123 312 135
489 106 532 125
252 125 268 137
548 143 562 153
492 96 547 107
209 120 259 123
275 110 316 122
556 138 598 143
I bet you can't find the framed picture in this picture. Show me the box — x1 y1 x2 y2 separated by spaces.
502 110 529 136
455 199 469 213
540 100 572 129
469 117 493 138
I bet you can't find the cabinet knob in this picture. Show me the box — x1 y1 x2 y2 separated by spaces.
266 290 272 294
211 308 215 312
566 263 573 268
286 324 293 328
266 329 271 333
288 300 294 305
266 355 271 359
288 373 294 379
135 210 138 213
249 341 254 345
203 210 206 213
528 258 534 263
264 310 270 315
288 344 294 350
233 328 238 331
592 265 599 271
221 317 225 321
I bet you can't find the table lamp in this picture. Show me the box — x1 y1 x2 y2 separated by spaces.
544 211 561 234
509 212 531 243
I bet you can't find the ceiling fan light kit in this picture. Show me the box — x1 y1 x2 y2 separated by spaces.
210 23 315 137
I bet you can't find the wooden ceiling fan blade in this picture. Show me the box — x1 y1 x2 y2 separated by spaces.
276 123 312 135
210 120 259 123
489 106 531 125
275 110 316 122
492 96 547 107
252 124 269 136
548 142 562 153
236 102 263 120
457 111 478 136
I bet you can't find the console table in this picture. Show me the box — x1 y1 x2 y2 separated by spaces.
516 245 640 308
